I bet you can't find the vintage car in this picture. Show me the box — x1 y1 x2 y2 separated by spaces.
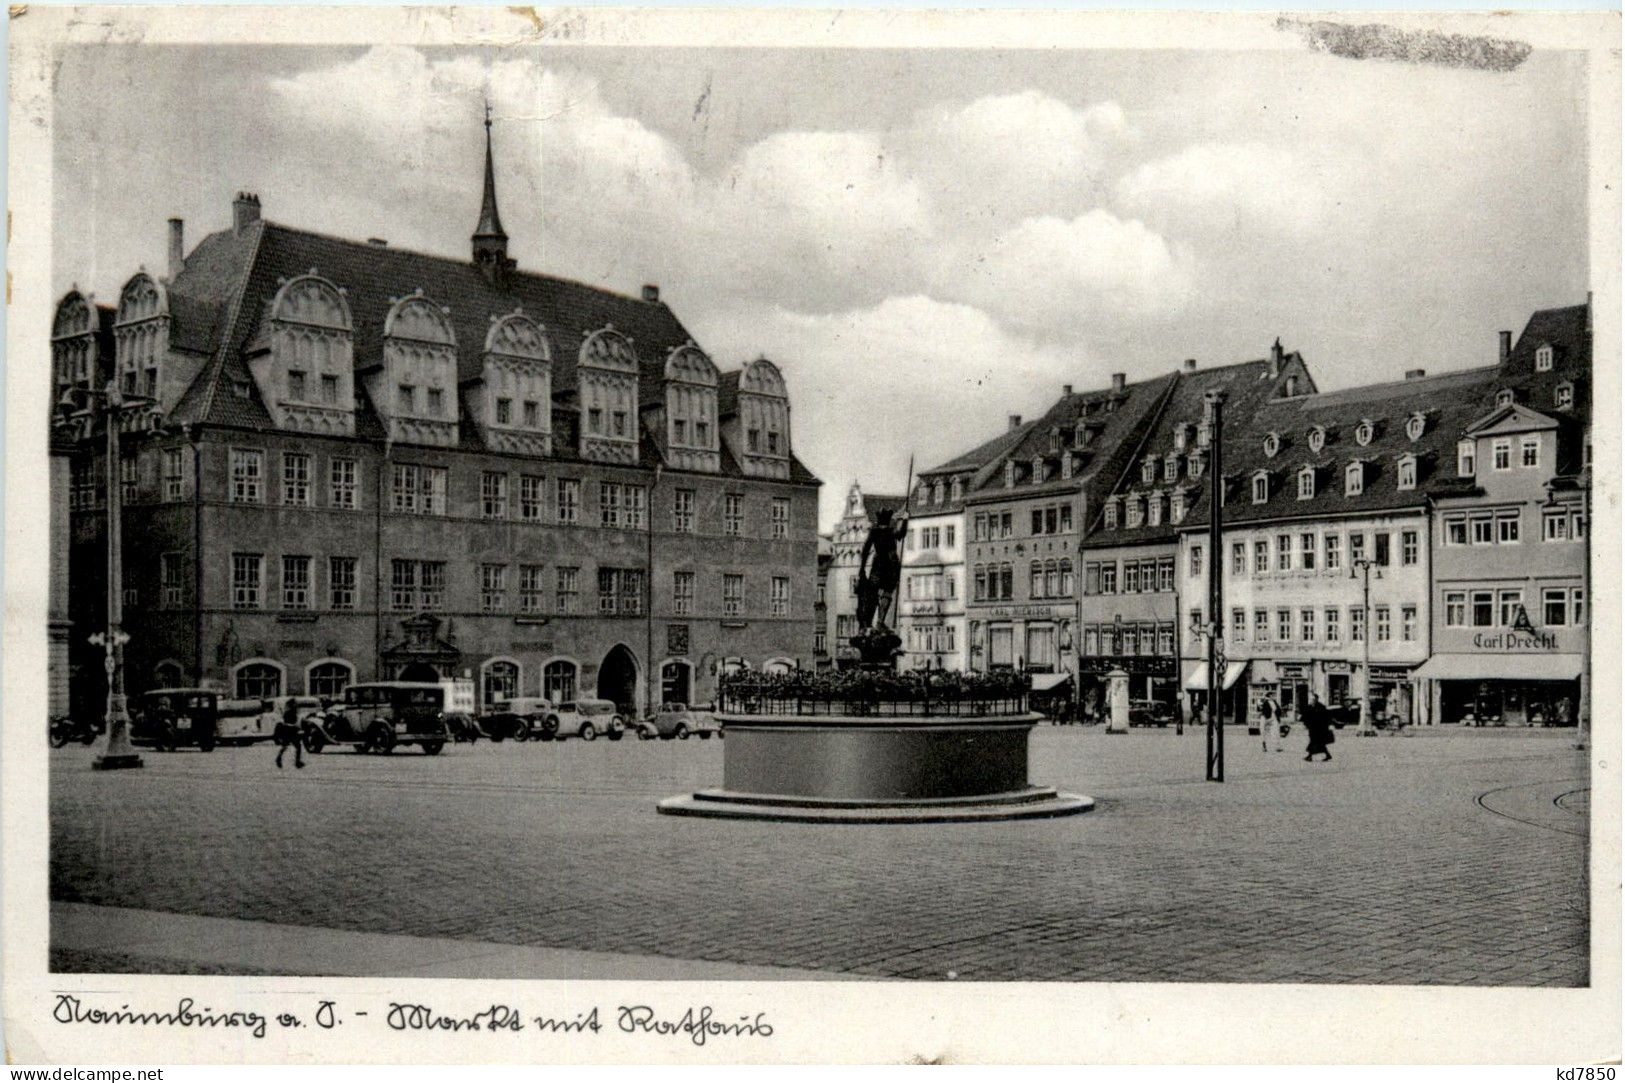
546 698 625 741
132 688 260 752
479 696 557 741
633 703 720 741
1128 699 1176 728
215 695 327 746
302 682 457 754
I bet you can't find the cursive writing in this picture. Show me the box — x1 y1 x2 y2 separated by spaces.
617 1005 773 1047
54 995 268 1039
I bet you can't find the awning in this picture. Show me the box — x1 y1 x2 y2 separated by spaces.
1413 654 1583 682
1183 661 1248 692
1249 659 1279 684
1031 672 1072 692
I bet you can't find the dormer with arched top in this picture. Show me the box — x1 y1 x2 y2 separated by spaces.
112 271 178 418
661 343 720 472
371 289 457 447
52 289 98 401
577 326 640 464
249 271 356 436
475 310 551 456
732 356 791 480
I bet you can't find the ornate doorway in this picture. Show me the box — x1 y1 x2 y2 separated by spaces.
597 645 639 716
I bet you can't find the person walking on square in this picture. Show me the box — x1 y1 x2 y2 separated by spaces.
1258 693 1279 752
274 697 305 769
1303 693 1333 762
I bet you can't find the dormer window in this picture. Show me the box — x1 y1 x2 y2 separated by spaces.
577 326 640 465
1536 344 1554 372
1297 466 1315 500
1164 455 1179 483
1189 451 1206 479
481 310 553 455
1170 489 1187 524
1125 494 1144 528
1397 454 1417 491
1556 381 1574 409
1141 459 1157 484
375 290 458 447
1032 457 1046 485
1104 498 1119 529
1457 439 1476 477
951 477 963 501
1005 461 1017 489
1496 388 1515 407
1284 375 1299 397
1406 412 1426 441
1262 432 1281 458
660 342 720 471
1061 453 1074 480
1148 492 1163 526
1308 426 1325 454
1355 419 1374 446
1174 425 1189 452
932 482 944 505
1345 462 1364 496
1197 422 1211 449
1251 472 1269 504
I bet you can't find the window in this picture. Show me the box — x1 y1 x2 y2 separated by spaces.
724 494 744 536
1147 495 1163 527
231 553 263 609
1471 591 1494 627
1157 558 1174 592
673 489 695 533
1520 435 1540 469
420 562 446 610
1374 605 1391 643
120 456 138 504
1141 459 1156 484
426 388 444 417
1406 414 1425 441
1445 516 1468 546
1458 440 1476 477
554 566 578 613
390 464 446 515
1497 514 1520 544
480 564 507 612
495 398 512 425
1254 541 1269 575
1542 588 1568 626
1543 511 1569 541
1099 563 1116 594
772 498 790 539
1104 501 1119 529
161 552 183 607
1277 609 1292 642
523 400 540 428
1325 608 1341 642
321 374 339 405
391 560 444 611
1252 474 1268 504
1122 561 1140 595
288 370 307 401
1263 432 1280 457
1492 438 1512 471
1301 607 1316 642
1171 491 1186 524
282 555 311 609
520 475 544 521
329 557 356 610
1444 591 1466 627
1229 608 1246 640
674 571 695 616
1402 605 1417 642
481 472 508 519
309 661 351 698
329 458 357 509
162 448 185 502
1325 534 1342 572
771 576 790 617
1556 382 1574 409
1399 530 1418 566
1471 516 1494 545
1493 589 1521 627
601 483 646 528
1345 463 1363 496
1189 545 1203 578
1277 534 1292 572
1350 605 1366 642
1297 468 1314 500
1374 533 1391 567
1536 344 1553 372
556 478 579 524
1254 609 1268 641
1355 420 1373 446
946 525 956 547
236 663 282 700
543 660 577 704
1572 587 1585 626
1350 532 1366 564
482 661 518 711
397 384 414 413
230 449 264 503
1164 457 1179 483
722 574 744 618
1189 609 1203 648
1397 457 1416 490
1125 497 1143 529
1231 542 1246 576
596 568 644 616
1300 533 1316 571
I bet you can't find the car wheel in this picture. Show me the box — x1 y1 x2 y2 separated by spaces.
675 723 689 740
580 722 597 742
422 740 444 755
699 731 712 740
371 723 396 754
304 731 326 753
543 717 560 741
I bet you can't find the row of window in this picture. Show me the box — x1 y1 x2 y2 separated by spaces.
1441 508 1586 546
1190 529 1420 580
970 560 1076 602
1190 605 1416 646
913 477 967 506
907 524 958 550
906 625 959 654
221 553 791 618
1081 623 1177 658
1443 588 1584 628
1084 558 1176 596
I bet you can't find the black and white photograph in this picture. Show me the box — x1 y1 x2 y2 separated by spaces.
5 4 1619 1066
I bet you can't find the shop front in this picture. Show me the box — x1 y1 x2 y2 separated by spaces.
1182 660 1249 726
1080 654 1177 723
1415 652 1583 727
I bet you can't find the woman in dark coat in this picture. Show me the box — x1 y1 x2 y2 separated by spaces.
1303 694 1334 762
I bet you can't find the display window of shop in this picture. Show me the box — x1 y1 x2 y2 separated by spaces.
988 626 1015 667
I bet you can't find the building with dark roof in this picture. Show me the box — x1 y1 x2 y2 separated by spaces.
53 123 821 715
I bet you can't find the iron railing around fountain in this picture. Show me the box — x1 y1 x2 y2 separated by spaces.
718 669 1030 718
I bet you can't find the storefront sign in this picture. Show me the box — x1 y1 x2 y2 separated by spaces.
1472 630 1560 652
1370 665 1413 680
1079 655 1175 677
982 604 1071 621
1278 662 1309 679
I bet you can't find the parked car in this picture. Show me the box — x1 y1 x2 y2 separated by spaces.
49 714 104 747
480 696 557 741
634 703 719 741
547 698 625 741
303 682 456 754
222 695 325 746
1128 699 1175 728
131 688 254 752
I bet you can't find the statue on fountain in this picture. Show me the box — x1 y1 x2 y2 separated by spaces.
852 507 907 666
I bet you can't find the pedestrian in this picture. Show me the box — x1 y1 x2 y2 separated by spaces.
1257 693 1279 752
275 697 305 769
1304 693 1334 762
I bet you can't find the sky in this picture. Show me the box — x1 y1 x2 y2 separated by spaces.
52 42 1590 530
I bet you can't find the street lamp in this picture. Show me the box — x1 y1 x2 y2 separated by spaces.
1189 612 1224 778
1350 557 1381 737
1202 388 1227 782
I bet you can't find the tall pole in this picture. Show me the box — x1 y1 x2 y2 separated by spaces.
646 464 660 718
1204 390 1226 782
1355 559 1376 736
93 381 142 770
1577 471 1590 750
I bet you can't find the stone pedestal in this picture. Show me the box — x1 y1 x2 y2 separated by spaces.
1105 668 1130 734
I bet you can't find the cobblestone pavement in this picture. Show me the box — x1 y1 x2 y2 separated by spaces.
49 728 1589 984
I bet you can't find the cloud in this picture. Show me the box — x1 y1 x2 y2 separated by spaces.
1114 141 1336 235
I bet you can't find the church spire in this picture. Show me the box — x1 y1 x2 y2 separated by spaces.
472 102 512 283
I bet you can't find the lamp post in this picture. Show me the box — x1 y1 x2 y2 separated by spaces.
1189 613 1224 779
1202 389 1227 782
1350 556 1380 737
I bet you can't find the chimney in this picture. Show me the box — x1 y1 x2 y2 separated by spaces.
1405 368 1427 381
232 192 261 235
1008 414 1022 432
367 237 389 247
1498 330 1512 363
1062 383 1073 397
642 284 660 303
1183 358 1197 372
1269 337 1284 378
166 218 184 280
1111 372 1126 394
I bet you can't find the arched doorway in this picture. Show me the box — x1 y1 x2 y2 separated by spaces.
399 661 441 683
153 660 185 689
597 645 639 716
661 660 692 707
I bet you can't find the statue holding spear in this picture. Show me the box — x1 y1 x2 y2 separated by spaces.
854 456 913 648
